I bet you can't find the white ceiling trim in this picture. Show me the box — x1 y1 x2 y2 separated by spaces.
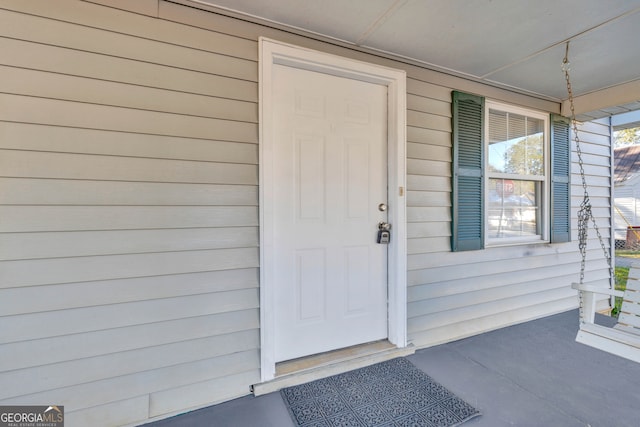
561 79 640 118
181 0 356 46
355 0 407 46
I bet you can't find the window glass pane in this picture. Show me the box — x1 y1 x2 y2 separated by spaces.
488 179 540 238
488 110 544 176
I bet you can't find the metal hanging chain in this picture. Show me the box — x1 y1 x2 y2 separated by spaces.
561 42 613 288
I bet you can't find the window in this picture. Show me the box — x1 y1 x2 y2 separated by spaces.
451 91 570 251
486 103 547 244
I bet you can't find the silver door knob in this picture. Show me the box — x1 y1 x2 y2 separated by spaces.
378 222 391 231
378 203 387 212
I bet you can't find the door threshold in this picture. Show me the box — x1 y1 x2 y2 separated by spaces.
251 340 414 396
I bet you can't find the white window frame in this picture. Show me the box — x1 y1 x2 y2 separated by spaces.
484 100 550 246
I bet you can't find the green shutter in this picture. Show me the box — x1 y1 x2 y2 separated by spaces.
451 91 485 251
550 114 571 243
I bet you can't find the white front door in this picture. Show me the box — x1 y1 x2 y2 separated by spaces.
272 63 389 362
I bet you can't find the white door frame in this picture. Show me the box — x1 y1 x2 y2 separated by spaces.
259 38 407 382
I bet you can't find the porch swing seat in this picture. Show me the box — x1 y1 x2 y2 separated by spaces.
572 264 640 362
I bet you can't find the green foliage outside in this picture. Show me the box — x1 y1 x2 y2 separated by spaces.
614 127 640 147
612 250 640 317
504 135 543 176
615 250 640 258
612 266 629 317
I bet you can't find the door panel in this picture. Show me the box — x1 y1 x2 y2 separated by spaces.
296 134 325 221
273 64 388 362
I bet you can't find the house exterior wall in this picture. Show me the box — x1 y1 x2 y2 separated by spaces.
614 179 640 240
0 0 612 425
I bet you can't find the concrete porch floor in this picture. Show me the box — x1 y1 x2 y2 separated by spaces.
144 310 640 427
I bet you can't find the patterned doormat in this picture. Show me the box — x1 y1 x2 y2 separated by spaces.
280 357 480 426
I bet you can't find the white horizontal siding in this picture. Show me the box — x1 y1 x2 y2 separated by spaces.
0 248 258 288
1 93 257 142
149 368 259 418
0 206 258 232
0 150 257 184
0 289 258 346
0 329 258 400
0 65 257 123
0 37 257 102
1 351 260 418
0 7 257 80
0 179 257 206
33 0 257 58
66 396 150 427
409 258 611 303
1 228 258 260
614 166 640 236
409 297 578 347
0 1 260 425
2 309 258 371
0 270 257 319
409 287 577 333
407 237 610 272
615 190 638 237
0 122 258 162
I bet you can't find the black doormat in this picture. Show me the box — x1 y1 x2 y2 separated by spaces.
280 357 480 426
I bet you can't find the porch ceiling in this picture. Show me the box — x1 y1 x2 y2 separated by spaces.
188 0 640 119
